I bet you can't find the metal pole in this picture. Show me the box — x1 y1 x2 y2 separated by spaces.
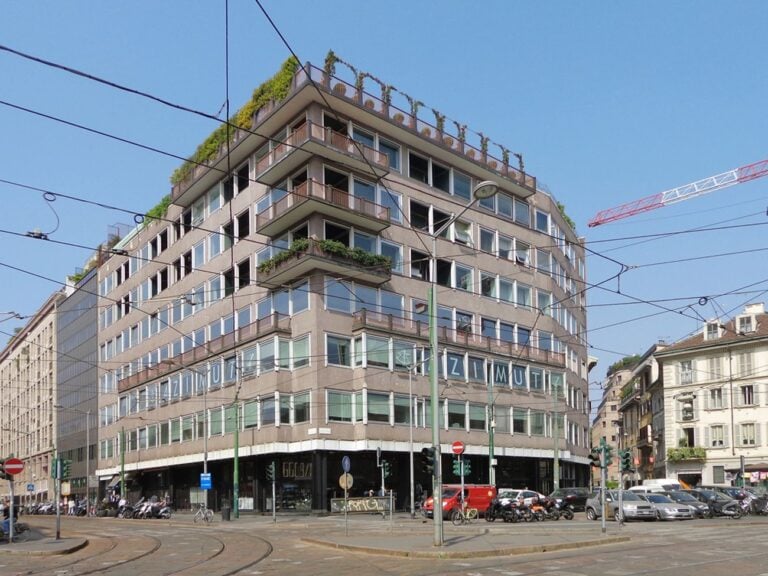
600 449 606 534
55 456 61 540
9 477 15 543
120 427 125 502
429 234 443 547
86 410 90 516
233 401 239 519
409 366 415 519
488 380 495 486
553 383 559 491
729 349 735 457
203 371 208 510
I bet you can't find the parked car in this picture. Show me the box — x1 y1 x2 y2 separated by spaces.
637 493 695 520
682 489 741 518
699 485 750 502
496 488 546 507
548 487 590 512
585 490 656 522
422 484 496 519
662 490 710 518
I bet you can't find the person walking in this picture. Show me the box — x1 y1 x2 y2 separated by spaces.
67 498 75 516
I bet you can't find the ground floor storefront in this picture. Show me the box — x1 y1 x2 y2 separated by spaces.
101 450 590 514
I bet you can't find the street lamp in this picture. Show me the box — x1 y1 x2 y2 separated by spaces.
424 180 499 546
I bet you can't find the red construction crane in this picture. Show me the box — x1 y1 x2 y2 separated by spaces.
588 157 768 227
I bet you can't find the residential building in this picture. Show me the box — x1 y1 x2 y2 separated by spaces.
617 342 665 486
0 291 63 504
655 303 768 488
94 54 591 513
591 367 630 486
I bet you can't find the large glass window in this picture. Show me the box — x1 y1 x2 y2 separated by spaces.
530 411 545 435
327 335 352 367
366 336 389 368
513 408 528 434
447 401 465 429
294 392 310 423
328 391 353 422
367 392 390 423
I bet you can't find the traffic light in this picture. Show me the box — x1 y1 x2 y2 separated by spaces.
0 459 8 480
421 447 435 475
382 460 391 479
603 444 614 467
620 450 633 473
61 459 72 480
266 461 275 482
588 448 601 467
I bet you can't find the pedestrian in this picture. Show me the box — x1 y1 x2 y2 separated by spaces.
68 497 75 516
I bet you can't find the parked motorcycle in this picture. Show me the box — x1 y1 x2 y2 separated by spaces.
554 500 575 520
708 496 742 519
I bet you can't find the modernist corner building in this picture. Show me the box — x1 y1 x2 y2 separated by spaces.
95 54 591 513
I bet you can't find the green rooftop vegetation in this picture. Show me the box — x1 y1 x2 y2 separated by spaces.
170 56 300 185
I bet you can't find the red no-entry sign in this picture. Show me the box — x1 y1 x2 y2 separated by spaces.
451 441 465 455
3 457 24 475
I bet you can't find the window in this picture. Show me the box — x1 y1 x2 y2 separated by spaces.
408 152 429 183
707 357 722 380
530 411 545 435
454 172 471 200
738 423 757 446
512 365 527 389
366 336 389 368
379 139 400 171
380 241 403 274
327 335 352 367
535 210 549 232
514 199 530 226
516 283 531 309
367 392 389 423
469 404 485 431
447 401 465 429
480 229 495 253
293 335 310 369
515 240 530 266
455 264 472 292
737 352 753 377
709 425 725 447
706 322 720 340
481 273 496 298
680 360 693 385
738 315 754 333
740 384 755 406
431 162 450 193
328 391 354 422
454 220 472 245
512 408 527 434
294 391 310 423
709 388 724 409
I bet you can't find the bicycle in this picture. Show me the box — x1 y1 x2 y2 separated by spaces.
451 503 479 526
193 503 213 524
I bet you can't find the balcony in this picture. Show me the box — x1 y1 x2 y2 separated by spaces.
352 310 566 367
254 121 390 187
256 238 391 289
256 179 391 237
117 313 291 393
666 446 706 463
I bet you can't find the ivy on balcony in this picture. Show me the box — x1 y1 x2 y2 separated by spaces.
666 446 707 463
257 238 391 275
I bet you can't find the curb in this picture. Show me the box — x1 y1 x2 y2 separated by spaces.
302 535 631 559
0 537 88 557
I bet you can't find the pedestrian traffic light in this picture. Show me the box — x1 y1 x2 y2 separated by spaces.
0 459 8 480
620 450 633 473
266 461 275 482
421 447 435 475
382 460 391 479
588 448 601 467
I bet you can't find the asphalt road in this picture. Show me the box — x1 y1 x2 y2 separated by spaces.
2 512 767 576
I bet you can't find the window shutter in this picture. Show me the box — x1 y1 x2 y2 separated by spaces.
754 384 760 406
723 425 730 448
704 390 710 410
735 424 742 447
756 423 762 447
704 427 710 448
676 400 682 422
722 387 728 409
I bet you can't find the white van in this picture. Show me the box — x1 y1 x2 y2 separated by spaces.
641 478 681 492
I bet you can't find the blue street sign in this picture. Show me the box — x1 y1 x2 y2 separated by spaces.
27 483 34 492
342 455 351 473
200 473 212 490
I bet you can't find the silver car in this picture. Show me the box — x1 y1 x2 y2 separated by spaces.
585 490 656 522
639 493 694 520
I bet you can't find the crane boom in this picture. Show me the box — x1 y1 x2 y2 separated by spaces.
588 157 768 227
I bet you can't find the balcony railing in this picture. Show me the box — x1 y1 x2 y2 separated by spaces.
256 178 390 236
666 446 707 463
352 309 566 367
257 238 391 288
254 120 390 185
117 313 291 392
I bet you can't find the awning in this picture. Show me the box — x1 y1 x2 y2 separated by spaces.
107 475 121 488
745 463 768 472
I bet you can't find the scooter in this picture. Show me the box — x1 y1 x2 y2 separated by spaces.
708 496 742 519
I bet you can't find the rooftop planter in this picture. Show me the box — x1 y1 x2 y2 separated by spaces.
666 446 707 463
257 238 391 287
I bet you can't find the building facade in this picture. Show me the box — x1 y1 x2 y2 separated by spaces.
0 292 62 503
591 368 630 486
94 55 591 513
656 303 768 488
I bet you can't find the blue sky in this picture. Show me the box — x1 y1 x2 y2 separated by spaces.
2 1 767 410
